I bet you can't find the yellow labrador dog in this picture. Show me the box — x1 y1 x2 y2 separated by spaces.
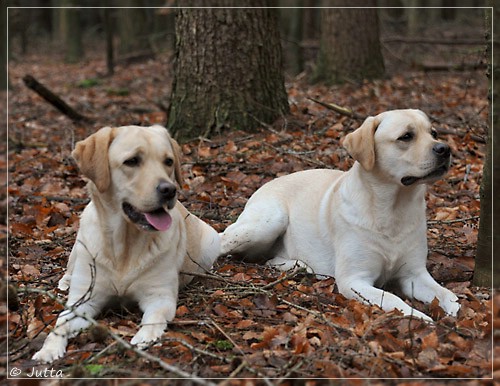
33 125 220 362
221 109 460 321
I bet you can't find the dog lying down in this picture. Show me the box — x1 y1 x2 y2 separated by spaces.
221 109 460 321
33 125 220 363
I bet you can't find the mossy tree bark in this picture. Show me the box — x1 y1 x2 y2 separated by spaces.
314 1 385 84
167 2 289 141
474 6 496 288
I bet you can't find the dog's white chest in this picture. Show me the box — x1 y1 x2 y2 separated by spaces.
379 251 404 283
371 227 424 284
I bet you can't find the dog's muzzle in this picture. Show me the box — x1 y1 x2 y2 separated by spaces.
122 202 173 231
401 143 451 186
122 182 177 231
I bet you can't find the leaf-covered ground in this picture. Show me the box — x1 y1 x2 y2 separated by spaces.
5 40 495 382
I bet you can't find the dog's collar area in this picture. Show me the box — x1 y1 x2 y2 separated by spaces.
122 202 172 231
401 164 449 186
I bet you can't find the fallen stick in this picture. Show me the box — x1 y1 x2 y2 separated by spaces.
427 215 480 225
306 97 366 120
23 74 93 123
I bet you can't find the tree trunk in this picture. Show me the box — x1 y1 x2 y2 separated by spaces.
406 0 422 35
475 7 496 288
441 0 456 21
1 4 7 90
167 2 289 141
289 4 304 76
103 8 114 76
302 0 319 41
61 0 84 63
117 1 152 55
51 2 62 42
314 1 385 84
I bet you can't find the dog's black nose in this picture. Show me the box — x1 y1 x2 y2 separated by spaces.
433 142 450 158
157 181 177 201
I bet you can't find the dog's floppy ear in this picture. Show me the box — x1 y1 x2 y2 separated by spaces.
169 136 184 187
343 116 381 171
72 126 116 192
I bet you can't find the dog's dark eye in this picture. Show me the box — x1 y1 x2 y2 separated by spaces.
124 156 140 167
431 129 438 139
397 132 414 142
164 158 174 167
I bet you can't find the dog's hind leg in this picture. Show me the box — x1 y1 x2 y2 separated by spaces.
220 200 288 261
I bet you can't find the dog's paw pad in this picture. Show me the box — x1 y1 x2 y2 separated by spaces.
130 327 164 348
32 347 65 363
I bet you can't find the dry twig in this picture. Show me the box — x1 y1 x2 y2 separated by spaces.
306 96 366 120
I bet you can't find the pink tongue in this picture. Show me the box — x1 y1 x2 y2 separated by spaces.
144 210 172 231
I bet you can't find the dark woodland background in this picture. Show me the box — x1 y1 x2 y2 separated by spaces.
2 2 498 383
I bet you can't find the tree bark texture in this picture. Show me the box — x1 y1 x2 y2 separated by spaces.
1 4 7 90
315 3 385 84
167 4 289 141
475 6 496 288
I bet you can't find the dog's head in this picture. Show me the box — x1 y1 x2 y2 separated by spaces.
72 125 183 232
343 109 451 186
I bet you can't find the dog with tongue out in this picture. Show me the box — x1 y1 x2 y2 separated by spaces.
33 125 220 363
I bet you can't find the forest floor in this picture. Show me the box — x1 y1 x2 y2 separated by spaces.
4 37 497 384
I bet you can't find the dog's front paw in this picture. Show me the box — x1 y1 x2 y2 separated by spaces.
440 293 460 317
410 308 433 322
433 288 460 317
130 325 165 348
32 344 66 363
